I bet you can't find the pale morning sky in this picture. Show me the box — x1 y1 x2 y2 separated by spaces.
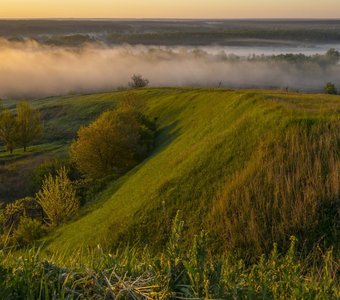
1 0 340 19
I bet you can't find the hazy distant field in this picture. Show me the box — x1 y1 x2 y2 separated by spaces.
0 19 340 98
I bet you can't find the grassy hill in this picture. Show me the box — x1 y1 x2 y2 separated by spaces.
1 88 339 257
1 88 339 298
17 87 335 259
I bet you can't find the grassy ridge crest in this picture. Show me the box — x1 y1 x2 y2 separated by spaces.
39 88 339 257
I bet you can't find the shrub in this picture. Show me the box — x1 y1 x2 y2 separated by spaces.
324 82 338 95
0 197 43 232
30 159 79 193
128 74 149 88
36 167 79 226
12 216 48 246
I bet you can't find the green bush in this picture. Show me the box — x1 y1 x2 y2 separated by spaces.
0 197 43 232
70 103 155 179
36 167 79 226
30 159 79 193
12 217 48 246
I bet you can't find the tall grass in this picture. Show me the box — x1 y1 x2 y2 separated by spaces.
0 213 339 299
209 120 340 258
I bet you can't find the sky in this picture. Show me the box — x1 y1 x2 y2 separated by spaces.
1 0 340 19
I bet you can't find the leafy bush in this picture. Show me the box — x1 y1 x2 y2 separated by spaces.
30 159 79 194
70 103 155 179
36 167 79 226
74 175 114 205
0 197 43 232
12 217 48 246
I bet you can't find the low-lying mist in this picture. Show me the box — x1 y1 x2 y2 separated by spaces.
0 38 339 99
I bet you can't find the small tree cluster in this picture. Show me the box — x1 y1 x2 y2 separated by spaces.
0 166 81 246
0 102 42 153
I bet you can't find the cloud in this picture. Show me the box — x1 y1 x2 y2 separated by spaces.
0 39 339 99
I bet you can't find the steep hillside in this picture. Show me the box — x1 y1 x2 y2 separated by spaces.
40 88 339 257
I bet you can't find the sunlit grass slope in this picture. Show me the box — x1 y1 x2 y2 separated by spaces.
42 88 339 257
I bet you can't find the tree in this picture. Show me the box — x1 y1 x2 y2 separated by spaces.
324 82 337 95
36 167 79 226
70 107 144 179
129 74 149 88
0 108 17 153
16 102 42 151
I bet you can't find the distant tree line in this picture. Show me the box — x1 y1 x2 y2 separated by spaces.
241 48 340 67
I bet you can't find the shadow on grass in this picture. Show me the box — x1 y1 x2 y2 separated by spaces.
0 144 64 163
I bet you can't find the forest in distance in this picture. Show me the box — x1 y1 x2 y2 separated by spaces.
2 19 340 45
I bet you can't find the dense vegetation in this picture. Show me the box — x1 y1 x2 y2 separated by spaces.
0 88 339 297
1 92 156 248
0 213 339 299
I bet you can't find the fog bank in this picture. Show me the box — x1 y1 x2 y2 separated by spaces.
0 39 339 99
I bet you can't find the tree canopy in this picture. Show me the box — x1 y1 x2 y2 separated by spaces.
15 102 43 151
0 108 17 153
0 101 43 153
70 95 155 180
70 106 144 179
